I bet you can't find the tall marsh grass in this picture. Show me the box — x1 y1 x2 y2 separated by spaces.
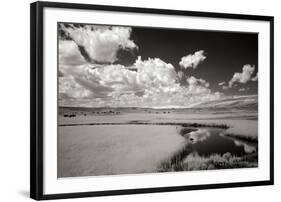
158 152 258 172
224 133 258 143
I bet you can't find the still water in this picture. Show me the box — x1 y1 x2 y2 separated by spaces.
182 127 257 156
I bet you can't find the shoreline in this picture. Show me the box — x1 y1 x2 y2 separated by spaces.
59 122 229 129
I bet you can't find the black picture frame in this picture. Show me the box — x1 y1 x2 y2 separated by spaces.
30 1 274 200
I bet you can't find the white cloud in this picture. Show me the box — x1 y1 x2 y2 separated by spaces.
222 86 229 90
61 24 137 63
59 57 222 107
179 50 206 69
228 64 255 88
59 40 87 66
187 76 210 88
238 87 250 92
135 57 178 89
219 65 257 90
177 71 185 82
59 75 93 99
251 72 258 81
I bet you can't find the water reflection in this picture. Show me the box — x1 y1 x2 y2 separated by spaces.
234 140 256 153
185 129 210 143
181 127 257 157
221 133 257 154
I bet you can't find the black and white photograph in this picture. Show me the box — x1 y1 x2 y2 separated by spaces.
58 22 259 178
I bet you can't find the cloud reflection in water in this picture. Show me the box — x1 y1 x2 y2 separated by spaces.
234 140 256 153
185 129 210 144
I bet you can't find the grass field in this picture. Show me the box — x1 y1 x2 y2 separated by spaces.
58 125 186 177
58 107 258 177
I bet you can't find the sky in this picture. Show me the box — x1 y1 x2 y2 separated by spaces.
58 23 258 108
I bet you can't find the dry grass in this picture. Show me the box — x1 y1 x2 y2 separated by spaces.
58 125 186 177
224 133 258 142
58 109 258 176
158 152 258 172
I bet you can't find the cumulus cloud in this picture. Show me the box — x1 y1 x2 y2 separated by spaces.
59 57 221 107
228 64 255 88
179 50 206 69
59 40 87 66
134 56 178 90
251 72 258 81
221 64 257 90
238 87 250 92
177 71 185 82
187 76 210 88
59 75 93 99
222 86 229 90
61 24 137 64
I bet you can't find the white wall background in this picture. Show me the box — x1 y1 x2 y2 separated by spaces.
0 0 279 201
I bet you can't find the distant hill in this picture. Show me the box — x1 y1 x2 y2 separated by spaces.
192 95 258 110
59 95 258 113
